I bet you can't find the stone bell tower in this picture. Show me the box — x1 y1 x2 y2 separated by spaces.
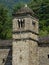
12 5 39 65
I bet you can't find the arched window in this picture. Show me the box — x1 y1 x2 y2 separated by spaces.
18 19 21 28
18 19 25 28
32 21 35 26
21 19 25 28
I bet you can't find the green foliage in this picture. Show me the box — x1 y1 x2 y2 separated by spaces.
28 0 49 36
0 4 12 39
13 2 24 13
0 0 49 39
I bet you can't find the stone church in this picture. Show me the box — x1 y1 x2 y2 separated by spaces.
0 5 49 65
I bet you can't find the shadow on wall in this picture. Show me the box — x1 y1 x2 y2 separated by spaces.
4 49 12 65
38 43 49 47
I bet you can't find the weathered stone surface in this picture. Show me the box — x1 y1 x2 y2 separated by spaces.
0 49 9 65
13 17 38 33
0 48 12 65
12 41 29 65
12 7 38 65
29 41 38 65
13 33 38 40
38 46 49 65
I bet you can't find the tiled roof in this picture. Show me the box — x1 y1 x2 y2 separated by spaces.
13 6 35 16
16 6 34 14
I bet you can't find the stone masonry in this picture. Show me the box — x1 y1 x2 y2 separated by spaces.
12 5 39 65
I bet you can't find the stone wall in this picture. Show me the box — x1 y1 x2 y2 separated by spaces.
0 46 12 65
12 14 39 65
13 16 38 33
12 40 39 65
38 43 49 65
29 40 38 65
12 40 29 65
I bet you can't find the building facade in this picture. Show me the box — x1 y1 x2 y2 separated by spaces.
0 5 49 65
12 5 39 65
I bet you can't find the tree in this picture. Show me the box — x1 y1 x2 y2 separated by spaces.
0 4 12 39
28 0 49 36
13 2 24 13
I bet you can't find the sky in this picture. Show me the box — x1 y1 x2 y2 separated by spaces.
0 0 30 9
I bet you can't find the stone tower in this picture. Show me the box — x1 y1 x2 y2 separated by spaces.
12 5 39 65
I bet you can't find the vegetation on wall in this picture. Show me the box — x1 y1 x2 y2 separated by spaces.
0 0 49 39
